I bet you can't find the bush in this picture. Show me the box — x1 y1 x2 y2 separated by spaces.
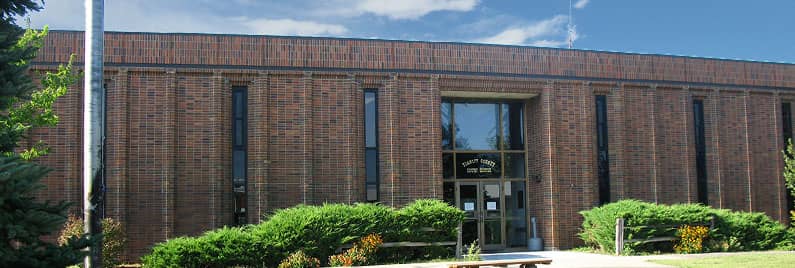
141 227 258 268
58 215 126 267
142 199 464 267
279 251 320 268
579 200 794 254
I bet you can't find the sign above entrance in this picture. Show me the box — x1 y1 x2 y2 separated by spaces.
456 153 501 178
461 158 496 175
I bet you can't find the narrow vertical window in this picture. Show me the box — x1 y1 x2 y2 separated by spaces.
595 95 610 205
782 102 793 214
364 90 379 201
232 87 247 225
693 99 708 205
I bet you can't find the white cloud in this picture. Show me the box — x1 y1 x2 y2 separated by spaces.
475 15 568 45
574 0 590 9
530 39 567 47
243 19 348 35
329 0 479 20
24 0 347 37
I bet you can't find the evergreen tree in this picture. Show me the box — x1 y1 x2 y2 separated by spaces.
0 1 90 267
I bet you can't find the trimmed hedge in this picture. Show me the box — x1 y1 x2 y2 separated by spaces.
141 199 464 267
579 200 795 254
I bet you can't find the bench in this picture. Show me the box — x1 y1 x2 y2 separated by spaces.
447 258 553 268
335 227 456 253
615 216 715 255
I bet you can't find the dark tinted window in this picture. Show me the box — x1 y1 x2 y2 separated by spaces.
232 87 248 225
364 90 379 201
595 95 610 205
693 99 708 205
503 103 525 150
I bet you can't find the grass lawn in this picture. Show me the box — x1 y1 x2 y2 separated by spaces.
649 252 795 268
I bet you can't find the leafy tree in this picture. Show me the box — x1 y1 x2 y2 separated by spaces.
0 0 89 267
783 139 795 225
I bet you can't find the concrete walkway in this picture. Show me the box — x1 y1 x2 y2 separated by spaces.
364 250 794 268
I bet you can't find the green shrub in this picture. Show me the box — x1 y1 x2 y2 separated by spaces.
141 227 259 268
394 199 465 242
579 200 794 254
141 199 464 267
58 215 126 268
250 202 396 266
279 251 320 268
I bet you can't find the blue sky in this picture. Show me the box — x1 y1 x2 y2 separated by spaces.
25 0 795 63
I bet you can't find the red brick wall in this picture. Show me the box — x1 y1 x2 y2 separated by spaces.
29 31 795 258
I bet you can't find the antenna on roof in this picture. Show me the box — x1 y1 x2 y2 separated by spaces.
567 0 575 49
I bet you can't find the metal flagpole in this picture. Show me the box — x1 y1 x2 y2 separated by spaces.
84 0 105 267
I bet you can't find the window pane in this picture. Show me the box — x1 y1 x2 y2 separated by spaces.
462 220 478 245
455 153 500 178
443 182 455 206
234 91 243 118
503 103 525 150
505 153 526 178
506 218 528 247
483 183 501 217
454 103 499 150
365 92 377 148
443 153 454 179
366 184 377 201
504 181 526 218
233 150 246 184
441 102 452 150
235 119 244 146
365 148 377 183
459 184 477 218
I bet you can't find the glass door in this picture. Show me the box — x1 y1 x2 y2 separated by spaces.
481 182 503 250
457 181 504 251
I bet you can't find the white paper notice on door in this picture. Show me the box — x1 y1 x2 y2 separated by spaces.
464 202 475 211
487 202 497 210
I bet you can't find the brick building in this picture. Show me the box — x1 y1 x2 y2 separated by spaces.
30 31 795 259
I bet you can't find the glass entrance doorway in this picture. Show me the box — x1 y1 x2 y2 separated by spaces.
452 180 528 250
440 99 528 251
459 182 503 250
441 100 528 251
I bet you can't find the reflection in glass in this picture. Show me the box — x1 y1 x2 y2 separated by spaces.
484 219 502 245
366 184 377 201
443 153 453 179
365 92 377 148
506 218 528 247
456 153 501 179
233 150 245 184
459 184 477 218
365 149 377 184
505 153 526 178
483 183 501 218
443 182 455 206
454 103 499 150
502 103 525 150
442 102 452 150
462 220 478 246
504 181 526 218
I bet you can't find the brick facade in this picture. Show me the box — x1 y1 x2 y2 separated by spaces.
31 31 795 260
